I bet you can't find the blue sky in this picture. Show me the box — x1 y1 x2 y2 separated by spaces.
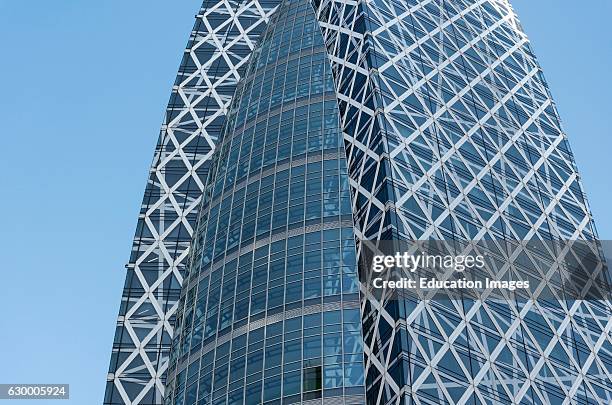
0 1 609 404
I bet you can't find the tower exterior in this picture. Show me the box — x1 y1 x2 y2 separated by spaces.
107 0 611 404
104 1 282 403
165 0 365 402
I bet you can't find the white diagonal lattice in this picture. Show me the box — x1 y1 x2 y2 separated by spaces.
107 0 611 404
104 1 280 404
311 0 611 403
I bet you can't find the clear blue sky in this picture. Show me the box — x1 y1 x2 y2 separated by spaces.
0 1 609 404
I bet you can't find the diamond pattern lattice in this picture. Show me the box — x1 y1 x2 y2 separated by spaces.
104 1 279 404
311 0 611 403
107 0 611 404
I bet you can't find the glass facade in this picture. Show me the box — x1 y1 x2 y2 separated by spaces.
164 0 365 403
108 0 611 404
311 0 611 403
104 1 281 403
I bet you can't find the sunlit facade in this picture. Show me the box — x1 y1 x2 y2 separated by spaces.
165 1 365 402
106 0 611 404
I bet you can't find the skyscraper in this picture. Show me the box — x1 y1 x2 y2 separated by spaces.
106 0 611 404
104 1 282 403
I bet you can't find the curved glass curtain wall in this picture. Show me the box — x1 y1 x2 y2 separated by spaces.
165 0 366 404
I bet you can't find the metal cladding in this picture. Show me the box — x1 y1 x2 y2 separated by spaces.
106 0 611 404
